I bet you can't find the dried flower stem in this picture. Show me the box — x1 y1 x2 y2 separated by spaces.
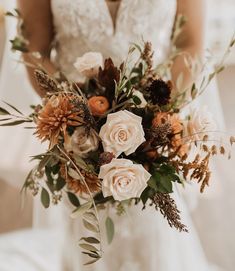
57 145 103 256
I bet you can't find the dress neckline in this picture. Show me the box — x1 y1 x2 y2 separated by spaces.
103 0 123 34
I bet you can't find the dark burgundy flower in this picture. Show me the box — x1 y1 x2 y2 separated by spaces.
99 152 115 166
98 58 120 101
148 79 172 106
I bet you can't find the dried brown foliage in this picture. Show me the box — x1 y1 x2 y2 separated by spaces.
171 148 213 193
140 42 158 87
152 193 188 232
34 70 58 94
98 58 120 92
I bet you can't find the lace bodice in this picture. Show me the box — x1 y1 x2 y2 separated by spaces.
51 0 177 81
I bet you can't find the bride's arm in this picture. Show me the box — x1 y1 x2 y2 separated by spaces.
17 0 57 97
172 0 205 91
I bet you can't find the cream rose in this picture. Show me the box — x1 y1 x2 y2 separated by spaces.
64 127 99 158
186 107 217 141
74 52 103 78
99 158 151 201
99 110 146 157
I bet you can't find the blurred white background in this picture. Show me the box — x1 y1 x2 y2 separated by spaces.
0 1 234 271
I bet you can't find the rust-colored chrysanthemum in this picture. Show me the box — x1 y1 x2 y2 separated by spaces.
35 94 86 148
60 164 101 195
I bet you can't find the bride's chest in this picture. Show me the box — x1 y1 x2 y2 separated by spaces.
51 0 177 41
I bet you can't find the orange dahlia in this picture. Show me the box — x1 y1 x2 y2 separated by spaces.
60 164 101 195
35 94 86 148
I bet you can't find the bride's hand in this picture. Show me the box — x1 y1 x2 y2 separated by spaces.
17 0 56 97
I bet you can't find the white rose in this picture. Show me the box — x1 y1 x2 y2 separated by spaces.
132 90 147 108
99 110 146 157
64 127 99 158
186 107 217 140
74 52 103 78
99 158 151 201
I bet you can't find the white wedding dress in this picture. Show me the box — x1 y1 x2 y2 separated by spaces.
0 0 228 271
50 1 220 270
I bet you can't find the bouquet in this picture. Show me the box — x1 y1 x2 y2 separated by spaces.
1 11 235 265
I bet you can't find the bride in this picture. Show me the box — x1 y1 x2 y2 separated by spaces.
15 0 219 270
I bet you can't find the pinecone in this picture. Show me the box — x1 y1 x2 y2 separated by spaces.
147 79 172 106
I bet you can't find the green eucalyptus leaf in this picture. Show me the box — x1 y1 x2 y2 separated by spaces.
130 76 140 85
38 155 52 172
14 8 21 16
51 163 60 174
0 107 10 115
70 201 92 218
172 174 181 183
105 216 115 244
45 166 54 185
140 187 152 205
230 38 235 47
82 251 100 258
84 258 100 266
41 188 50 209
79 243 99 252
83 212 97 222
191 83 198 99
5 11 15 17
3 101 23 115
10 38 29 53
68 168 81 180
208 72 216 83
80 237 100 244
132 95 142 105
83 219 99 233
131 43 142 53
20 169 33 193
0 120 31 126
216 66 225 74
55 177 66 191
73 154 88 171
0 118 12 122
67 192 80 207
